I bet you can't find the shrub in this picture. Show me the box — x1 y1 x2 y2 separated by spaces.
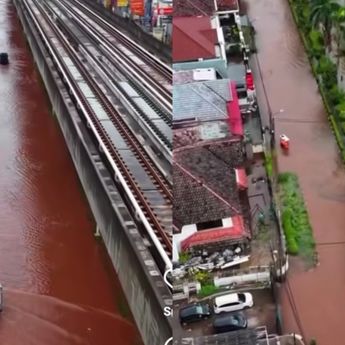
282 208 299 255
336 102 345 121
198 284 219 298
321 65 337 90
278 173 315 262
277 172 291 184
325 85 345 107
265 153 273 177
179 251 191 264
194 271 212 285
309 30 324 58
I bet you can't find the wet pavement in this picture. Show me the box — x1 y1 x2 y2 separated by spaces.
245 0 345 344
174 289 276 341
0 2 141 344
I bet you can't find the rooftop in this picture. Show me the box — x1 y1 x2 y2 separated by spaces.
173 68 217 85
178 329 257 345
173 121 233 149
217 0 239 12
173 79 231 122
173 16 218 62
173 140 246 229
181 215 248 250
173 0 215 17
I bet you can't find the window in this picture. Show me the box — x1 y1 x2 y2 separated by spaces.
197 219 222 231
230 316 240 325
238 293 246 302
222 302 238 307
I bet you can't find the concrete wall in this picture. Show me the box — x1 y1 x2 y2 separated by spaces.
84 0 171 63
14 2 172 344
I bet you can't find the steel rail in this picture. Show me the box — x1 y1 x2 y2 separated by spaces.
58 0 172 115
24 0 172 269
44 0 172 157
70 0 172 81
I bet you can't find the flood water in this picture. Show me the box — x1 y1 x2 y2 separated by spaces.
245 0 345 344
0 2 141 344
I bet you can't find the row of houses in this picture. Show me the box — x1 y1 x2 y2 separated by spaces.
172 0 258 263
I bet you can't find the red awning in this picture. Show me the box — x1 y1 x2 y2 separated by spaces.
235 168 248 189
181 215 247 251
227 81 243 136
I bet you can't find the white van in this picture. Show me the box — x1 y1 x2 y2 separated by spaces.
213 292 254 314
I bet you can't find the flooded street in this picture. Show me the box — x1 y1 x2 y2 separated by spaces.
0 2 141 344
245 0 345 343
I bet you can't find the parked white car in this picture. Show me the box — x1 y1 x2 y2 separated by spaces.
213 292 254 314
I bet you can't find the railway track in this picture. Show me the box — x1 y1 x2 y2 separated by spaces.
55 0 172 118
69 0 171 83
43 0 172 156
24 0 172 268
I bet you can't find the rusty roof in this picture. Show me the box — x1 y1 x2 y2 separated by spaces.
173 0 215 16
173 141 246 229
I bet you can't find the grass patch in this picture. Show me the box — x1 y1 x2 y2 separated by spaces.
242 25 256 53
265 152 273 178
197 284 219 298
278 172 316 264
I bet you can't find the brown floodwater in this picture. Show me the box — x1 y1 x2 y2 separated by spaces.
0 2 141 344
245 0 345 344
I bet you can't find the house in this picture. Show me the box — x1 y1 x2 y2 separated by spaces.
173 140 251 260
173 0 215 17
173 16 228 77
172 72 251 261
173 79 243 136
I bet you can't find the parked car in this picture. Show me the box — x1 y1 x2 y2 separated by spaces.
213 292 253 314
179 303 211 325
213 312 247 333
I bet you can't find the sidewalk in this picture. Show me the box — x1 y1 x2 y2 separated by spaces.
245 0 345 344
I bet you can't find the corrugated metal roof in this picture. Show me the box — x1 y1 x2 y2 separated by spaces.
173 79 232 122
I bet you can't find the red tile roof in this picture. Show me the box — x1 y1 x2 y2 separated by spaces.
217 0 239 12
173 0 215 17
173 17 218 62
181 215 248 250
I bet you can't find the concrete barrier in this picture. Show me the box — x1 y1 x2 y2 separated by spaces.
13 1 172 344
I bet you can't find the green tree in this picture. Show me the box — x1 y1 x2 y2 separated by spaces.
333 7 345 67
310 0 340 47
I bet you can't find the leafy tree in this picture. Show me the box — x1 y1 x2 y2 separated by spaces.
310 0 340 47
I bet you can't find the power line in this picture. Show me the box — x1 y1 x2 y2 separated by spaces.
284 277 307 341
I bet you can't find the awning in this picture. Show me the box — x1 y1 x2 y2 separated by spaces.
227 81 243 136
